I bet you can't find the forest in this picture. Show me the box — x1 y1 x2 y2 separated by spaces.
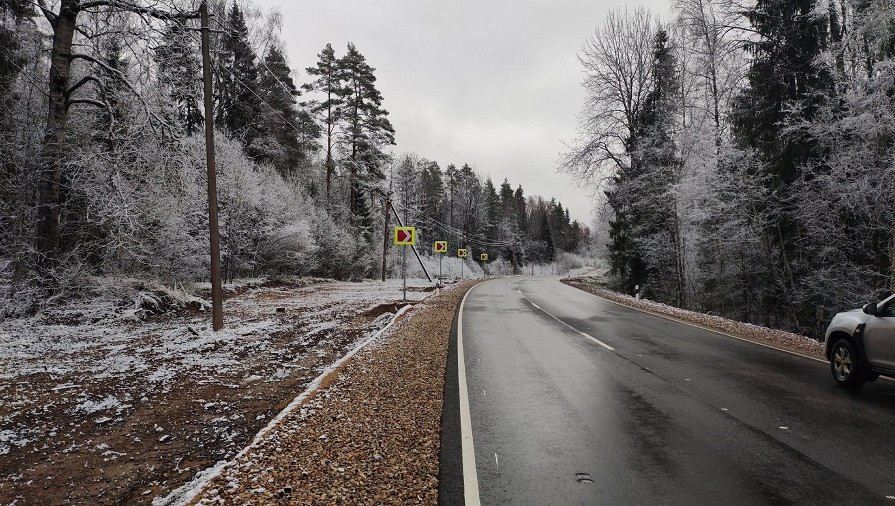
563 0 895 338
0 0 589 316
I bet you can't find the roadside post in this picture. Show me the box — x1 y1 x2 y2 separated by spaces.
480 253 489 278
458 248 468 280
394 226 416 300
434 241 447 286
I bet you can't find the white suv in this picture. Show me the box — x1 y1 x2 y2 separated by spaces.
824 295 895 388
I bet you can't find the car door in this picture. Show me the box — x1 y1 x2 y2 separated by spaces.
863 300 895 371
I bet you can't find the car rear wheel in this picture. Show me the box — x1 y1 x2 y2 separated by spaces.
830 339 865 388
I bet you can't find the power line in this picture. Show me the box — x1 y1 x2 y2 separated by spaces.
177 9 310 141
206 3 301 107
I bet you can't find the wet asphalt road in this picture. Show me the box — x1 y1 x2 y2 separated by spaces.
439 277 895 505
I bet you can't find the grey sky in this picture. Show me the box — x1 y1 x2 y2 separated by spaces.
249 0 670 225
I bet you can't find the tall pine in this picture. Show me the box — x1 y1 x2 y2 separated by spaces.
338 43 395 221
606 29 681 297
217 2 262 151
255 46 318 178
154 21 203 136
303 43 347 208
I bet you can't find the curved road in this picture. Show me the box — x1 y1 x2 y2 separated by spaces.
439 276 895 505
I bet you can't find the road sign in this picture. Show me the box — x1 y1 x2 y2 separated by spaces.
393 227 416 246
480 253 488 261
458 248 468 258
434 241 448 253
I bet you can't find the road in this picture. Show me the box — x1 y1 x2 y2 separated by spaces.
439 277 895 505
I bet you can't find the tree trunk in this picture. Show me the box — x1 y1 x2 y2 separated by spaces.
325 94 334 211
36 2 78 269
890 205 895 294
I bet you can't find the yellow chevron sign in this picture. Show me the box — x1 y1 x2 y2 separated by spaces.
457 248 468 258
393 227 416 245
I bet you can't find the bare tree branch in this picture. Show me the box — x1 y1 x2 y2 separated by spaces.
79 0 199 20
66 97 113 113
70 52 174 135
32 0 57 27
66 75 103 96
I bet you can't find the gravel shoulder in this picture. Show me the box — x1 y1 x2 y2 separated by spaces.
187 280 480 505
563 278 826 360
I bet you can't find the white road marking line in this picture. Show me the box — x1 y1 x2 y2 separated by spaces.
494 452 499 469
524 296 615 351
458 284 481 506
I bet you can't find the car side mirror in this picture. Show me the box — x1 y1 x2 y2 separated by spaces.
863 303 878 316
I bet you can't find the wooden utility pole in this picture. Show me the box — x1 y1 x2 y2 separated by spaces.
200 0 224 331
381 193 391 282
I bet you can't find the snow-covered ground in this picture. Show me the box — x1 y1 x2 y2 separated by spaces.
0 276 434 505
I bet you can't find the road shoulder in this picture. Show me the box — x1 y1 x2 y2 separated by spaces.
186 280 481 505
563 278 825 361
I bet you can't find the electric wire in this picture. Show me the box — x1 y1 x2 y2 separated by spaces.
175 7 311 141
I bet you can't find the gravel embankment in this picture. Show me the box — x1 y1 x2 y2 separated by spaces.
564 278 826 360
187 280 478 505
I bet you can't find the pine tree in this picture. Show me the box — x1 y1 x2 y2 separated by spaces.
514 185 526 232
498 179 522 271
444 163 459 229
154 20 203 136
483 178 500 253
630 29 685 304
420 159 443 228
303 43 347 208
338 43 395 220
540 210 555 263
217 2 262 150
254 46 318 177
731 0 831 184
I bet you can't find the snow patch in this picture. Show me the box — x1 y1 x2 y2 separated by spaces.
71 395 126 415
0 429 33 455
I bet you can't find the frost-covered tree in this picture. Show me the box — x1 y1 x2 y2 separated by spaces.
560 7 656 184
560 7 658 293
29 0 199 275
217 2 262 150
154 20 203 136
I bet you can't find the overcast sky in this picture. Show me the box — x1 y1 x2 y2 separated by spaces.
248 0 671 225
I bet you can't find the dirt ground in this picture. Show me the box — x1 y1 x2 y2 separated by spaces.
0 278 432 505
